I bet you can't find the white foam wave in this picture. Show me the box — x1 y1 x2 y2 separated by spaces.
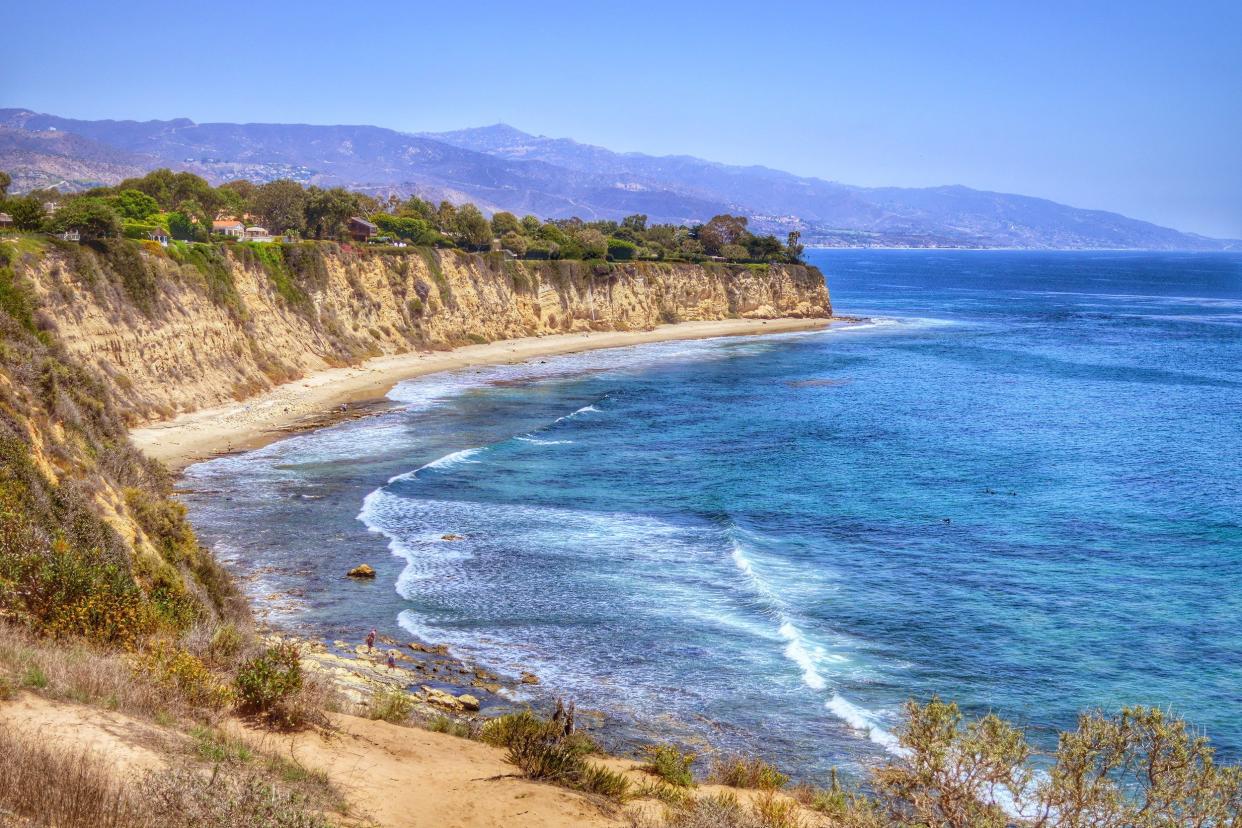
385 447 486 484
554 403 602 424
826 694 905 754
729 528 904 756
515 436 574 445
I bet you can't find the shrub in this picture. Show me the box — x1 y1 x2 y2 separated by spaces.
207 622 246 665
170 242 244 317
607 238 637 260
479 709 548 749
22 664 48 689
710 756 788 791
192 725 254 764
642 743 696 787
367 688 414 724
235 642 303 723
490 707 626 802
426 714 472 738
139 643 232 709
96 237 158 314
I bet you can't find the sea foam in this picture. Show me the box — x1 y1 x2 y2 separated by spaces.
728 527 903 756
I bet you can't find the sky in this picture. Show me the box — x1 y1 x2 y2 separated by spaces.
4 0 1240 237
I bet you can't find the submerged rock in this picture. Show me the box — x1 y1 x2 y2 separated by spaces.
346 564 376 578
520 672 540 685
441 533 464 541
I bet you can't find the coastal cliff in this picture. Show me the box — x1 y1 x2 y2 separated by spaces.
14 240 830 423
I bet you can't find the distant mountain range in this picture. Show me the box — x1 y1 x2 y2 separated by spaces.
0 108 1233 250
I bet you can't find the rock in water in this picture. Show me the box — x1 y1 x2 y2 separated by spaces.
346 564 376 578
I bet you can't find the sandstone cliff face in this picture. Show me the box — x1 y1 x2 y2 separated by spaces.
18 242 829 423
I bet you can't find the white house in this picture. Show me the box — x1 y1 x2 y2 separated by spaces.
212 218 245 237
148 228 170 247
245 226 272 242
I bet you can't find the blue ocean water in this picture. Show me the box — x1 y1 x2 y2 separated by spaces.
183 250 1242 775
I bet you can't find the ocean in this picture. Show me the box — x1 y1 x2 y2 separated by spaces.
182 250 1242 777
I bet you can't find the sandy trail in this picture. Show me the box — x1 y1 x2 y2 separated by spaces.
131 318 834 471
0 692 627 827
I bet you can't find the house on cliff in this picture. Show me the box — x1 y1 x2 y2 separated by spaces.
347 216 377 242
213 218 245 237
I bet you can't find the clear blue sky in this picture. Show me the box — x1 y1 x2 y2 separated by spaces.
4 0 1240 237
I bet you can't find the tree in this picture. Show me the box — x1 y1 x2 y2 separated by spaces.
746 234 784 260
118 170 221 225
454 204 492 250
500 231 528 257
862 699 1242 828
491 211 521 237
304 187 359 239
8 196 45 230
374 213 439 245
698 214 750 256
49 198 122 240
786 230 804 262
167 211 197 241
520 214 542 234
218 179 258 214
251 179 307 234
400 196 437 222
621 214 648 233
434 201 458 233
576 228 608 259
109 189 159 222
0 171 10 198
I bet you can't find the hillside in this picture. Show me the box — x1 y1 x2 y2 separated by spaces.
1 108 1231 250
0 125 152 192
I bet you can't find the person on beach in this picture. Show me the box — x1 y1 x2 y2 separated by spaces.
366 628 376 653
387 652 396 671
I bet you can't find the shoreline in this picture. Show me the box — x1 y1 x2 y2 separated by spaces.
132 317 841 471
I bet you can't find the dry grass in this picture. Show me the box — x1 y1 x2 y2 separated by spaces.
0 722 139 827
0 715 343 828
629 791 806 828
0 623 172 719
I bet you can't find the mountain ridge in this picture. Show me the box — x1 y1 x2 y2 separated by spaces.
1 108 1233 250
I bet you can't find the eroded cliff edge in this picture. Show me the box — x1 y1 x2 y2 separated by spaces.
19 241 830 423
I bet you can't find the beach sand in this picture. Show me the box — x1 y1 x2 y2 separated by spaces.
132 317 835 471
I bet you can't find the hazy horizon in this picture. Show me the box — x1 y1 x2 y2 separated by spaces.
4 0 1240 238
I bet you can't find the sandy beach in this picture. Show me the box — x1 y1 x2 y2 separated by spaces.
132 317 836 471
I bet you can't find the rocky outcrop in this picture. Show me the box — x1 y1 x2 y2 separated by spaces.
12 241 830 424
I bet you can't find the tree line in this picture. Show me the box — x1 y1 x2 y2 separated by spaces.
0 169 804 264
